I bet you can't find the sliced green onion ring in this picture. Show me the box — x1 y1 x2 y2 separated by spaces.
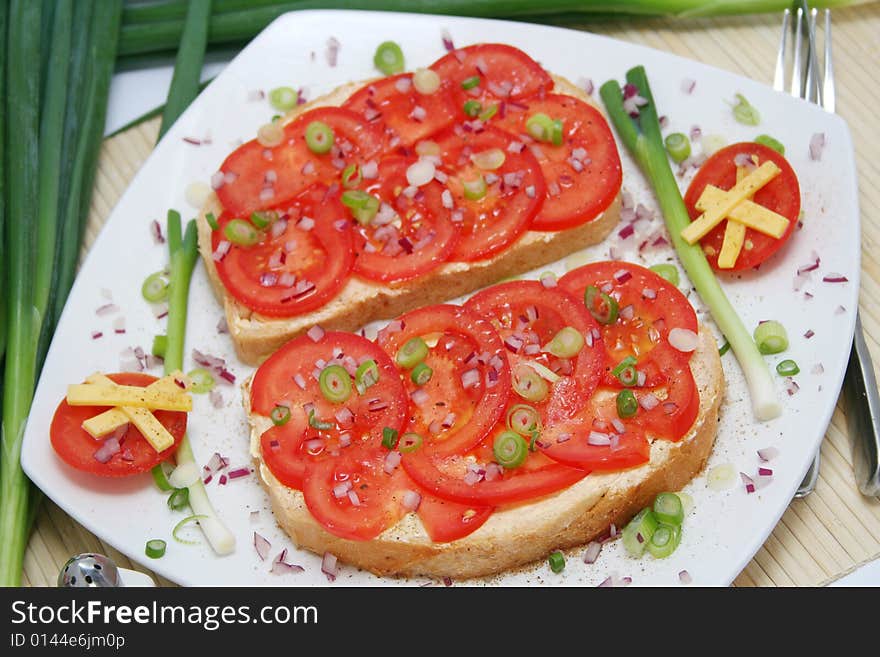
341 163 361 189
250 210 277 229
653 492 685 526
341 190 380 225
151 462 175 492
616 389 638 419
513 365 549 403
647 523 682 559
664 132 691 164
493 430 528 469
754 134 785 155
732 93 761 126
145 539 167 559
506 404 541 436
548 550 565 573
374 41 405 75
355 359 380 393
611 356 638 378
305 120 334 154
471 148 505 170
308 409 334 430
187 368 215 394
396 337 429 369
269 86 298 111
551 119 564 146
584 285 619 325
479 104 499 121
649 263 680 286
205 212 219 231
270 405 291 426
546 326 584 358
461 75 481 90
141 271 170 303
411 362 433 386
399 432 423 453
754 320 789 355
718 340 731 357
463 175 487 201
463 100 482 118
172 514 208 545
167 487 190 511
319 364 352 403
382 427 399 450
622 507 659 557
223 218 260 247
526 112 555 142
776 359 800 376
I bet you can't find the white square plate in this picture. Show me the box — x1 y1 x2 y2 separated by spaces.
22 10 859 586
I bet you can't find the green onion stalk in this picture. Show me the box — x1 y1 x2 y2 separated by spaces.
0 0 42 587
161 212 235 555
158 0 212 140
116 0 866 57
600 66 780 421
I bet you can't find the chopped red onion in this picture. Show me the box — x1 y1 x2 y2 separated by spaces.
797 252 821 275
804 329 815 339
441 29 454 51
410 388 430 407
588 431 611 446
613 269 632 284
325 36 340 67
91 331 103 340
757 446 779 462
271 549 304 575
758 467 773 477
669 327 699 352
253 532 271 561
95 303 118 317
785 378 800 396
402 490 422 511
322 552 338 582
835 305 846 315
93 436 121 463
741 472 756 494
307 325 325 342
620 304 634 321
227 467 251 479
681 78 696 94
460 368 480 389
811 363 824 375
679 570 692 584
822 273 848 283
583 541 602 564
384 450 402 474
689 125 702 142
809 132 826 161
212 240 231 262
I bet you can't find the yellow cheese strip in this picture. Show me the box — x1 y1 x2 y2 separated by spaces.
696 186 790 238
81 375 187 438
681 160 782 244
80 373 183 452
717 167 750 269
67 381 192 412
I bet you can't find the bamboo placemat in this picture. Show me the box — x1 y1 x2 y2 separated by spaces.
21 4 880 587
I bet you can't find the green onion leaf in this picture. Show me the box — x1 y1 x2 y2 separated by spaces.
461 75 481 90
622 507 659 557
649 263 680 286
732 93 760 126
494 431 528 469
355 359 380 394
754 134 785 155
382 427 399 450
308 409 334 431
616 389 638 419
172 514 208 545
187 368 216 394
463 100 482 118
224 218 260 246
205 211 219 230
167 487 190 511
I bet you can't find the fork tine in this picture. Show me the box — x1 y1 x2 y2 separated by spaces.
805 6 824 106
823 9 836 112
790 7 804 97
773 8 790 92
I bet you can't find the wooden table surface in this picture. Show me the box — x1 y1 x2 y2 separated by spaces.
21 3 880 587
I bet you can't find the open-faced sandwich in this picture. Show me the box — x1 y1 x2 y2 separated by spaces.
244 261 723 578
197 44 623 365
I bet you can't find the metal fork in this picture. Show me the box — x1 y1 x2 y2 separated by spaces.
774 4 880 499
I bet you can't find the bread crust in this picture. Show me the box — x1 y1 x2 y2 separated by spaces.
244 325 724 580
198 74 622 365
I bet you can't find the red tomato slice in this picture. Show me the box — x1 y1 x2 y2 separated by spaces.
350 156 459 284
415 489 493 543
464 281 604 423
494 94 622 231
376 304 511 457
559 261 698 386
430 43 552 113
683 142 801 271
627 343 700 440
215 107 383 217
212 184 354 318
49 373 187 477
302 453 408 541
343 73 457 150
431 125 546 261
253 332 407 489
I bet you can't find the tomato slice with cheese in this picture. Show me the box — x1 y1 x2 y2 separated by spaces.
430 125 546 261
215 107 383 217
683 142 800 271
559 261 698 386
253 332 407 490
495 94 622 231
50 373 187 477
212 184 354 317
350 156 459 284
376 304 511 457
343 73 457 150
430 43 553 114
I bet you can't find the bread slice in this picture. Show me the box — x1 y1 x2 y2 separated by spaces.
198 74 622 365
243 324 724 580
